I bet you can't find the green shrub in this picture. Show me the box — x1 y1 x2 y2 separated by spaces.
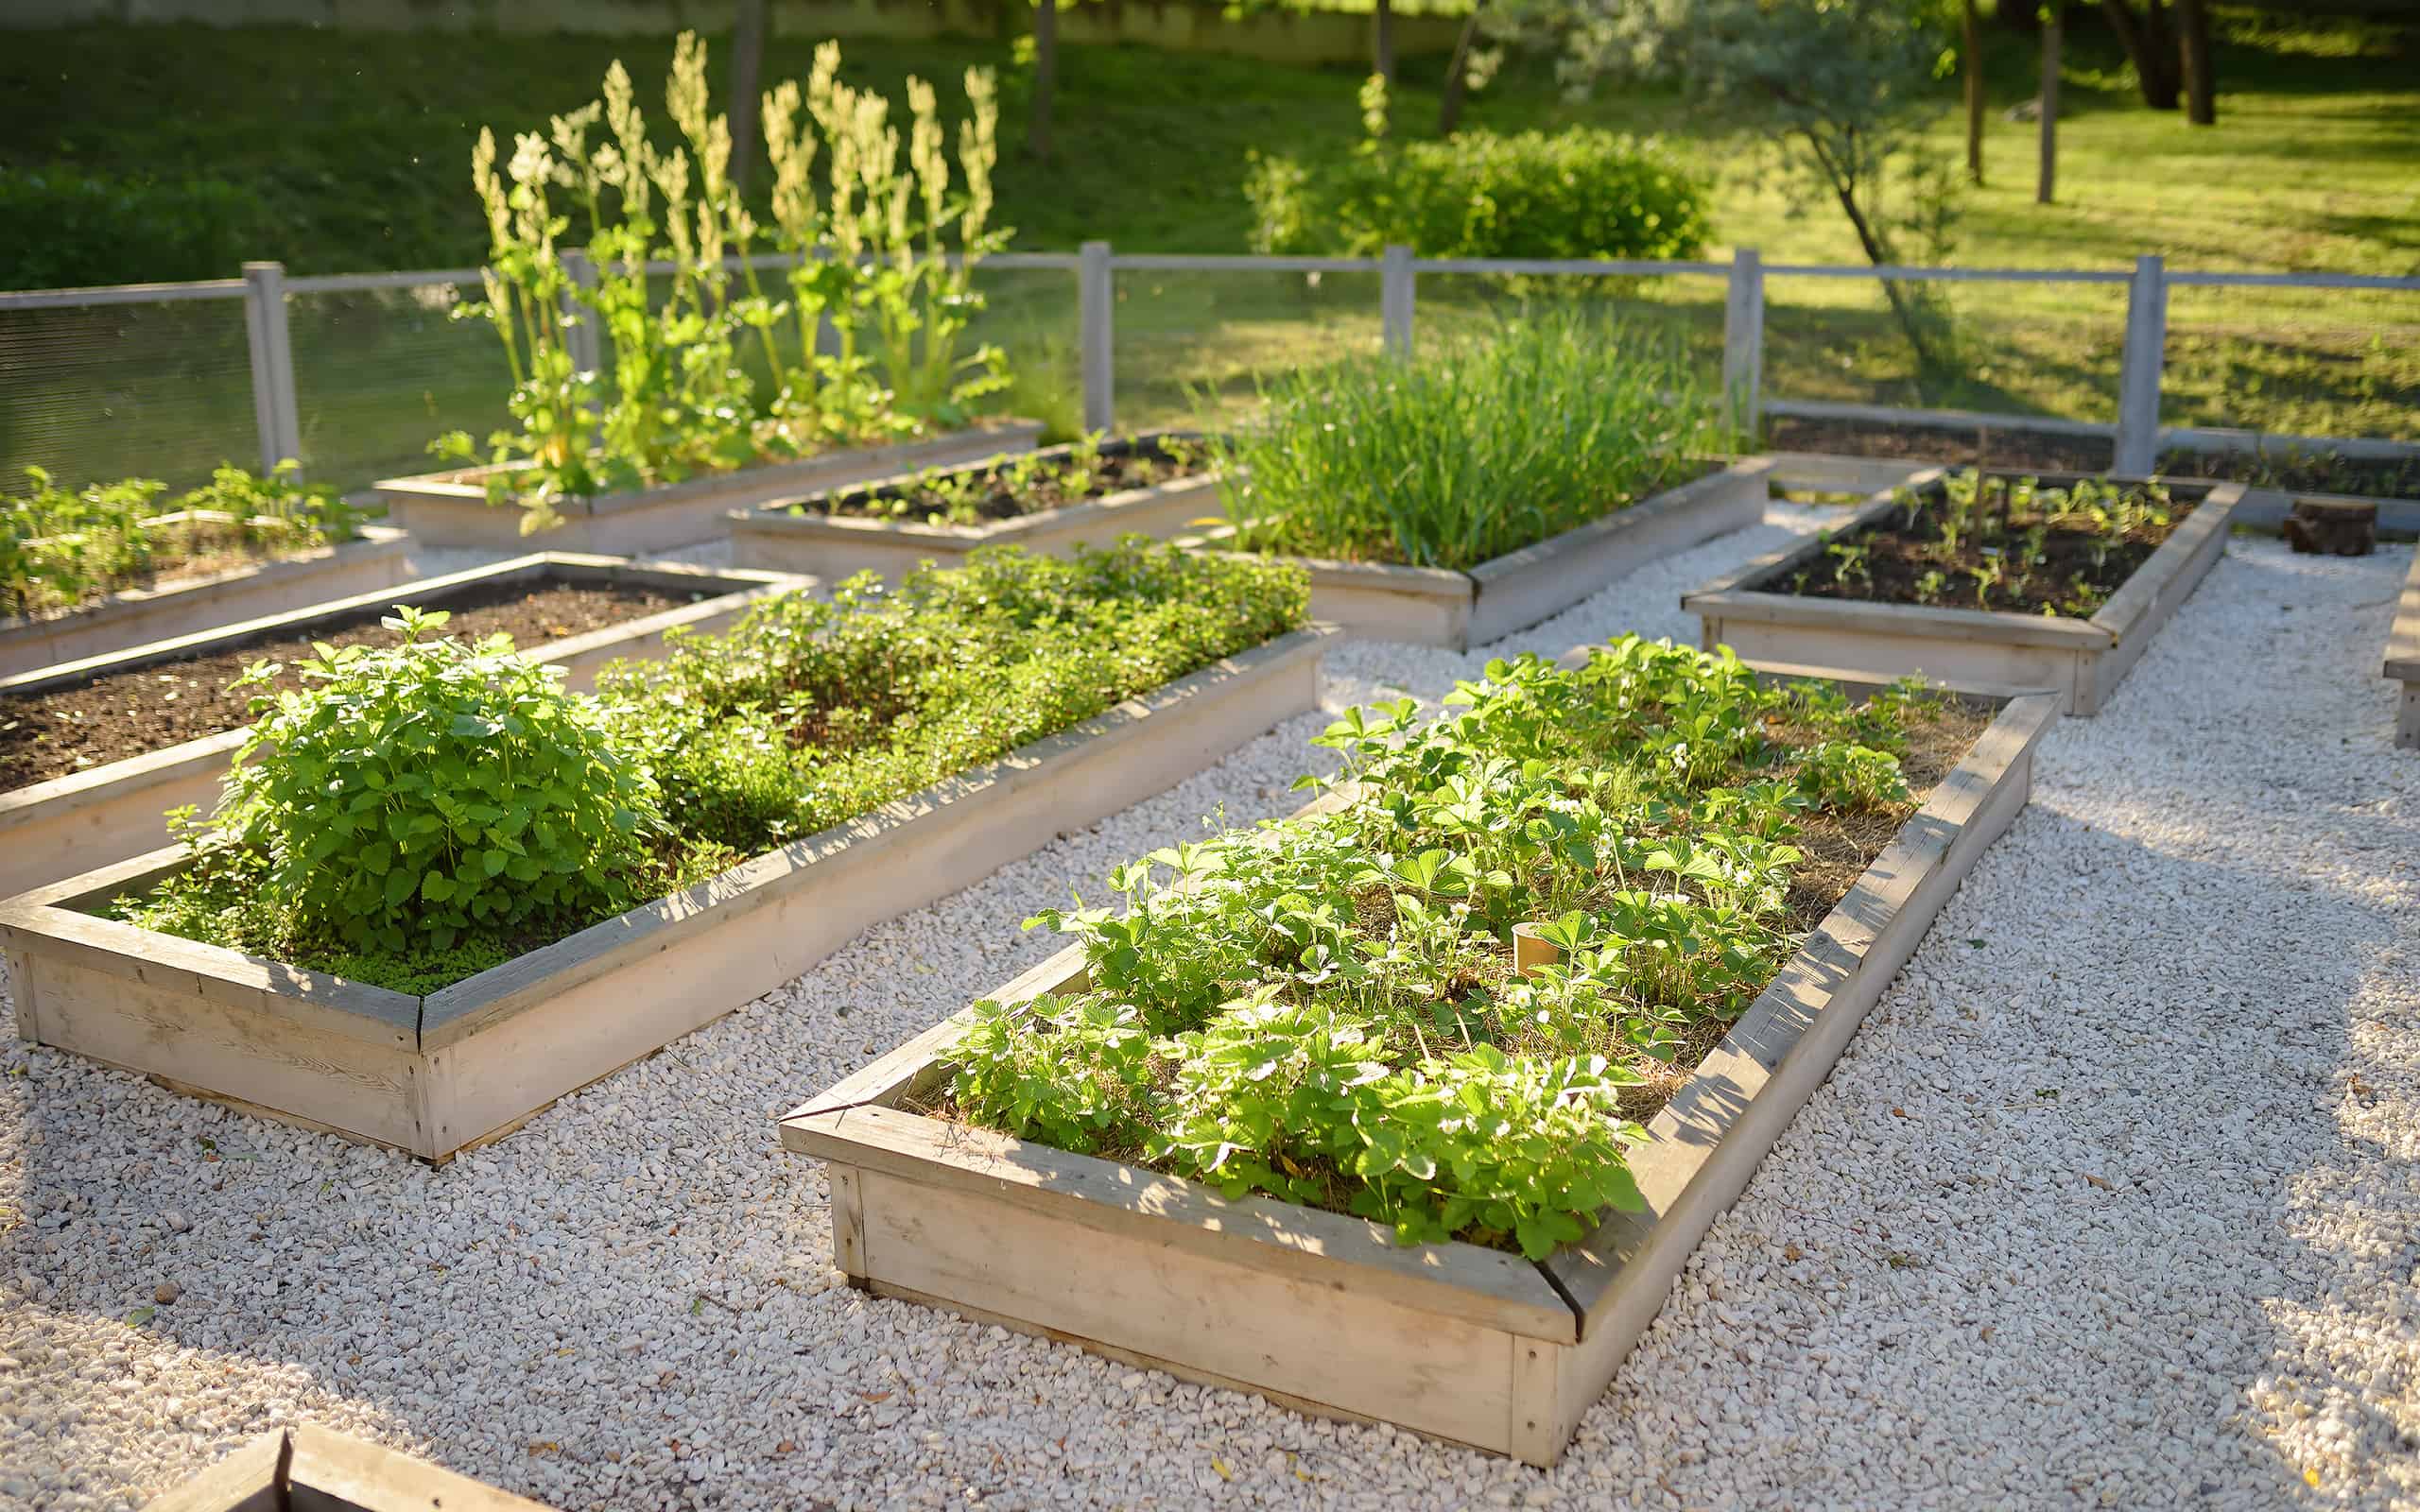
1243 78 1710 264
131 607 664 960
0 166 261 289
1204 309 1726 570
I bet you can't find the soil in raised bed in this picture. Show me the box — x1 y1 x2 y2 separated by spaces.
803 437 1208 525
1766 414 2420 503
0 578 689 790
1785 476 2192 617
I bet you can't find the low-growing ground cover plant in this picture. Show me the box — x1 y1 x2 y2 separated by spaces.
928 637 1984 1259
1789 471 2186 616
1202 312 1725 571
434 34 1014 531
794 432 1209 527
2 461 362 620
117 541 1308 991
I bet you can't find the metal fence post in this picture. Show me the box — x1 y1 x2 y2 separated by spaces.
1080 240 1115 434
560 248 604 377
1721 248 1765 439
242 261 302 472
2114 253 2168 475
1381 244 1415 360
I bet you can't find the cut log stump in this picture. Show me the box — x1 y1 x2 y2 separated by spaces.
2282 498 2377 557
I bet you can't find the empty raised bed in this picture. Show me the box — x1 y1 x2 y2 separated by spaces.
732 431 1222 580
377 422 1045 556
5 544 1328 1160
0 555 802 902
781 639 2055 1465
1685 469 2255 714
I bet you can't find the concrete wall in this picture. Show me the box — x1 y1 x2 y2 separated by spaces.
9 0 1466 64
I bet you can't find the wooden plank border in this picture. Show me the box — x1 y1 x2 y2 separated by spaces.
0 555 809 902
1684 470 2252 714
776 665 2059 1465
2387 543 2420 749
143 1425 559 1511
5 625 1335 1160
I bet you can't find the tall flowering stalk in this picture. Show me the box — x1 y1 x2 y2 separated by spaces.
439 34 1013 533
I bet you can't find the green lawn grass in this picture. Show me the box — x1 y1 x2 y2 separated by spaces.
1 8 2411 489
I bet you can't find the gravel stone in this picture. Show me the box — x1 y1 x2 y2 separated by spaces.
4 511 2415 1511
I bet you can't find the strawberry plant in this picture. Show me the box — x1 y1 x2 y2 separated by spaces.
943 637 1971 1260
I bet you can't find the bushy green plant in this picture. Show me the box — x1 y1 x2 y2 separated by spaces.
1204 310 1725 570
1245 77 1709 265
0 166 260 289
125 543 1307 990
603 540 1309 852
0 461 355 620
947 637 1962 1258
141 606 662 958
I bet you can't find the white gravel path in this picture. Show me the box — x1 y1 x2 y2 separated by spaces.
6 507 2417 1511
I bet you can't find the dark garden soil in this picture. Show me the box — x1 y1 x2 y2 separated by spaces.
1766 415 2420 502
0 579 687 791
807 437 1207 524
1785 484 2192 617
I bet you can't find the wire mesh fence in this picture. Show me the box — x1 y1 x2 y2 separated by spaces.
0 293 258 492
3 252 2415 500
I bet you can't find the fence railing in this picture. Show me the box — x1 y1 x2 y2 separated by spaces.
3 246 2415 495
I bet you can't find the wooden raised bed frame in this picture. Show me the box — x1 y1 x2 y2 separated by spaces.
778 665 2060 1467
0 517 410 679
374 421 1043 555
1685 469 2256 715
147 1424 556 1512
5 625 1335 1161
2388 544 2420 749
0 554 806 903
730 431 1223 581
1176 458 1775 652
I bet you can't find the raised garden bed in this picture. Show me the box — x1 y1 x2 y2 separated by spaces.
0 516 410 680
376 421 1045 555
147 1425 557 1512
5 547 1330 1160
731 431 1222 580
1183 458 1775 651
780 644 2057 1467
2389 546 2420 749
1685 469 2253 715
0 555 802 902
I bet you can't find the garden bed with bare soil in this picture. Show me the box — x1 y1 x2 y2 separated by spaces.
1685 469 2255 714
733 433 1221 581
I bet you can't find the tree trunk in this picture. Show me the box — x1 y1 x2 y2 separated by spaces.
2037 1 2061 205
2142 0 2179 108
1964 0 1985 184
2101 0 2177 109
2175 0 2215 124
1439 2 1484 135
1030 0 1057 159
1996 0 2039 34
727 0 767 194
1374 0 1396 83
1802 130 1943 373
